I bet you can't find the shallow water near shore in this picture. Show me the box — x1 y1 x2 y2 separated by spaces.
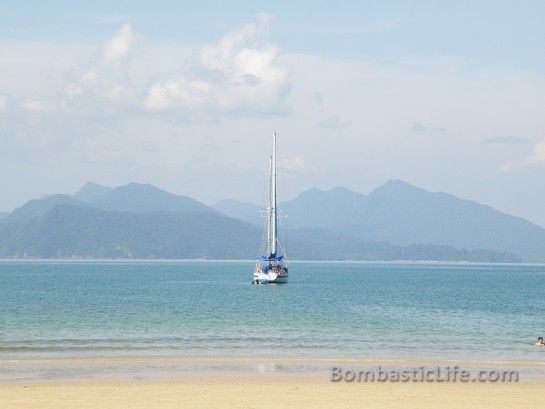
3 355 545 382
1 261 545 368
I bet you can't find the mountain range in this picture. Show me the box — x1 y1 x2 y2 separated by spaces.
0 180 541 262
215 180 545 262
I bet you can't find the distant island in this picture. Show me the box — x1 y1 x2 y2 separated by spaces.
1 179 543 263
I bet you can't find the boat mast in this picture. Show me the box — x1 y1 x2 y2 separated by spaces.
267 154 272 257
268 132 278 258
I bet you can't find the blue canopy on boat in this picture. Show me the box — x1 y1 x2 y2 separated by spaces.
259 255 284 261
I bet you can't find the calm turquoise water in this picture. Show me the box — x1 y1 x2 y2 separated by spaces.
1 261 545 362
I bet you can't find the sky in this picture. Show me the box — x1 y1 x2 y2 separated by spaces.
1 1 545 225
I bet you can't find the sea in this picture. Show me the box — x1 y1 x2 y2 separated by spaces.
1 260 544 364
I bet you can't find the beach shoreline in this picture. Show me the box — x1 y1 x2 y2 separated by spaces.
2 355 545 382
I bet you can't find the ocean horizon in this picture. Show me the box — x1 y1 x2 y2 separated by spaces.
0 258 538 265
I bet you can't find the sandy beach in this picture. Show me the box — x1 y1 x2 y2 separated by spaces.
2 377 545 409
1 356 545 408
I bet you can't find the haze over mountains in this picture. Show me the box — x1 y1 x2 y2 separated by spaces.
215 180 545 262
0 180 542 262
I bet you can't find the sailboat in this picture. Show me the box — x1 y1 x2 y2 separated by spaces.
252 132 289 284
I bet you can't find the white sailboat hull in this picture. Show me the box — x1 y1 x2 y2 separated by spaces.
253 267 288 284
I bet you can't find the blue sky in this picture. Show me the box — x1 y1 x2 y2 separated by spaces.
1 1 545 225
2 1 544 67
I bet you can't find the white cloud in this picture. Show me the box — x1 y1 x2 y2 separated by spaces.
145 14 291 115
482 136 526 144
146 78 212 111
280 156 316 173
319 115 350 130
409 121 445 133
2 18 289 119
81 71 99 85
499 138 545 172
103 23 136 63
61 23 138 110
528 139 545 164
499 160 519 173
0 95 7 112
22 98 55 112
